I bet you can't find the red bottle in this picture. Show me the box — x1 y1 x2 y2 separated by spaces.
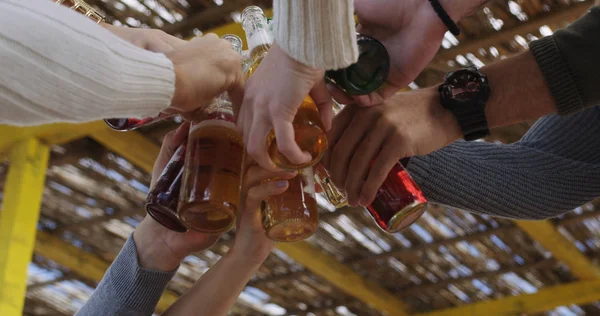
367 161 427 233
104 112 173 131
145 143 188 232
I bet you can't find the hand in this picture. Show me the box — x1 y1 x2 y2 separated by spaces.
103 26 244 121
166 34 245 120
230 164 297 262
330 0 479 106
238 43 333 170
133 123 221 271
102 23 186 52
324 88 461 207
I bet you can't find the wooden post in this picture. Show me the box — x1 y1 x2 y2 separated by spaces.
0 138 49 315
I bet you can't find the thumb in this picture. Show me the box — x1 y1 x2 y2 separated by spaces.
273 119 312 166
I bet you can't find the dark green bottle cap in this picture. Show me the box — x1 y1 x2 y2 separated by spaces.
325 34 390 96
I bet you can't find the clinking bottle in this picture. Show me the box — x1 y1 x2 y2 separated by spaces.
177 34 245 234
241 6 328 170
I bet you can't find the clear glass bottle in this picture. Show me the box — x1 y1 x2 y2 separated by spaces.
314 164 348 209
262 167 319 242
241 6 328 170
145 143 188 232
178 34 245 234
55 0 105 23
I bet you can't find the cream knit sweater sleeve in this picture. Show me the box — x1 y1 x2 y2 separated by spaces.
273 0 358 70
0 0 174 126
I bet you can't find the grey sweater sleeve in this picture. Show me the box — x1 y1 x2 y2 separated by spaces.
530 6 600 115
407 106 600 219
75 235 176 316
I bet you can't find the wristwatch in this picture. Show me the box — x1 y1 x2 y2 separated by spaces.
439 66 491 141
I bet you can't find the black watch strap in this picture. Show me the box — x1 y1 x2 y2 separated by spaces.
428 0 460 36
450 100 490 141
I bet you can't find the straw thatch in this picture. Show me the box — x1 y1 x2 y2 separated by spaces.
2 0 598 315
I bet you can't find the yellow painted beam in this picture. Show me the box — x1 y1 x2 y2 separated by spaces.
34 231 178 312
516 220 600 280
0 138 49 315
276 242 408 316
0 121 105 155
90 127 160 174
417 279 600 316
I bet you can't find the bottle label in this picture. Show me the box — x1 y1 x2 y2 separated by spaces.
248 30 271 51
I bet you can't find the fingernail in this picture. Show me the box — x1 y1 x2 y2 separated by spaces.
275 180 288 188
359 196 368 207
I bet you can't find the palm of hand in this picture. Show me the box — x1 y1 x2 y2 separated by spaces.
355 0 447 102
162 229 221 258
231 200 273 258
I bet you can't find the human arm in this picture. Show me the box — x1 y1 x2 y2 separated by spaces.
75 124 221 316
238 0 358 169
162 166 295 316
331 0 488 105
406 106 600 219
326 6 600 205
0 0 243 126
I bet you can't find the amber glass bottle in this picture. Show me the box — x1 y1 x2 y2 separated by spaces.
241 6 327 170
178 35 245 234
262 167 319 242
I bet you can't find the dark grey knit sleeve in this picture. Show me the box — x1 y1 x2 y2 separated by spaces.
407 106 600 219
75 235 176 316
530 6 600 115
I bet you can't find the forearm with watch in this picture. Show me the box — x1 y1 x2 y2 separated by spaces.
437 6 600 142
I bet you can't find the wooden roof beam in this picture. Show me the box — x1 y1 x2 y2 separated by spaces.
0 122 104 156
430 1 592 67
416 278 600 316
516 220 600 280
161 0 255 35
33 231 179 312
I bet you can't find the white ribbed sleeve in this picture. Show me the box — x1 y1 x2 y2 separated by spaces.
273 0 358 70
0 0 174 126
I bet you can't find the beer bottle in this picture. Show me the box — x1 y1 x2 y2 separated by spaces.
314 164 348 209
241 6 328 170
324 34 390 96
178 35 245 234
104 113 174 132
145 143 188 232
262 167 319 242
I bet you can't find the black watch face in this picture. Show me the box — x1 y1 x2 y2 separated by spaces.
447 70 484 101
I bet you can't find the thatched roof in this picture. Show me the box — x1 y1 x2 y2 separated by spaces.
3 0 598 315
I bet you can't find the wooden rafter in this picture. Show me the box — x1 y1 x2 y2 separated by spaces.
416 278 600 316
33 231 179 312
516 220 600 280
161 0 253 35
431 1 592 65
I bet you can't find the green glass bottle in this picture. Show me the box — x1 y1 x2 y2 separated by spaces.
325 34 390 96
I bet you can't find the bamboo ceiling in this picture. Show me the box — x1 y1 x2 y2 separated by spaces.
1 0 598 315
